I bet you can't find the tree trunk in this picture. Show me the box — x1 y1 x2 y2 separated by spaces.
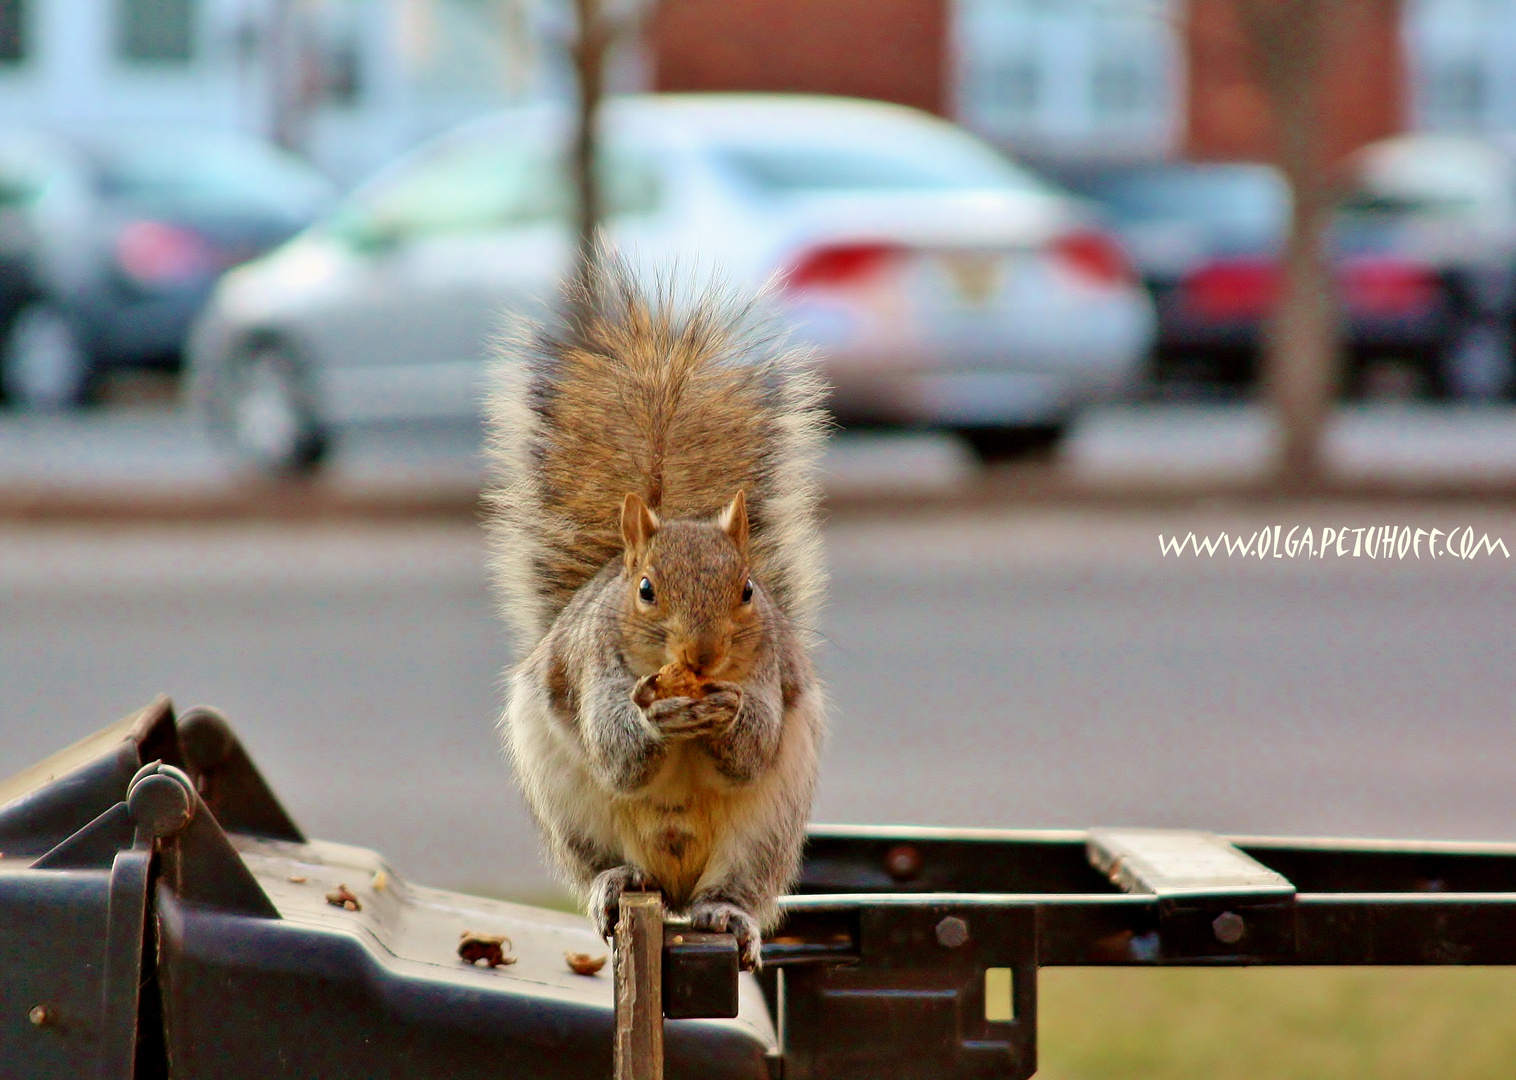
266 0 308 153
1237 0 1344 490
1269 162 1338 487
569 0 609 296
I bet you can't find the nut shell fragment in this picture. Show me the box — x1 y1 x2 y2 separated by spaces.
634 663 710 708
459 930 515 968
565 951 608 976
325 884 361 911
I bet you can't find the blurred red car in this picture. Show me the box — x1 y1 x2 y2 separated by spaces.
1062 137 1516 400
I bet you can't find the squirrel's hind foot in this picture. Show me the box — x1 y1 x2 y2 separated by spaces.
588 865 658 940
689 896 763 971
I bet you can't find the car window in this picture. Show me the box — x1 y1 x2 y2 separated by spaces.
1080 168 1289 238
94 135 334 220
713 133 1047 196
330 130 660 249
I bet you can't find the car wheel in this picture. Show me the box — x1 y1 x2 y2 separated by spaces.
220 347 329 474
0 303 94 410
1437 318 1512 401
956 424 1066 465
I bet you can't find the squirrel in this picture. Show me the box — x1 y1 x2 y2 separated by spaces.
484 266 828 969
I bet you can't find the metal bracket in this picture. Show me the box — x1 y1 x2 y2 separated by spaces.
664 930 739 1019
96 848 158 1080
1087 828 1297 958
130 762 279 919
177 707 304 843
0 697 182 859
776 901 1037 1080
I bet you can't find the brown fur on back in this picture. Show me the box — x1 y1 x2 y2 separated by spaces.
484 267 829 649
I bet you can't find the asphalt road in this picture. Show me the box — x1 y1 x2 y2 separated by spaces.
3 505 1514 900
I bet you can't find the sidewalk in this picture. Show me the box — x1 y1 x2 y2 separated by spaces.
3 403 1516 519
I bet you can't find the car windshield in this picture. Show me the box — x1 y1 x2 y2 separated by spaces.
1077 167 1289 241
326 126 658 247
714 135 1048 196
94 134 334 219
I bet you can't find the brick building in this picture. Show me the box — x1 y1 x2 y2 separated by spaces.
651 0 1503 168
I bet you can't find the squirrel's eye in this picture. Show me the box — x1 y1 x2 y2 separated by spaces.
741 578 754 604
638 577 655 603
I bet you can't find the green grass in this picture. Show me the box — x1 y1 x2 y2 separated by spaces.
1038 967 1516 1080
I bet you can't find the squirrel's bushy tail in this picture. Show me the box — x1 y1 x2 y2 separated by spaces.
484 265 829 649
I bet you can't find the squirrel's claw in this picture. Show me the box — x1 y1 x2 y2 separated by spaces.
631 674 661 711
644 686 743 740
688 898 763 971
588 865 657 940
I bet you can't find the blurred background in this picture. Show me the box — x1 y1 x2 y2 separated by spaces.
2 2 1516 1075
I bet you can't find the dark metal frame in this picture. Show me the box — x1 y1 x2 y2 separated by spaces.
6 700 1516 1079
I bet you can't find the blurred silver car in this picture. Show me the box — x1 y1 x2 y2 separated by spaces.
189 94 1155 470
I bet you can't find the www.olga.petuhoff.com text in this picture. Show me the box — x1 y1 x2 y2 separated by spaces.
1159 526 1511 560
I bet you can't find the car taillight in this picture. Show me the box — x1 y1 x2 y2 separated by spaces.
1340 258 1438 316
785 242 902 291
1051 229 1134 288
1181 258 1280 321
115 220 217 286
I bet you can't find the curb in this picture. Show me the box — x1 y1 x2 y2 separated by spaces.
0 483 485 523
4 471 1516 523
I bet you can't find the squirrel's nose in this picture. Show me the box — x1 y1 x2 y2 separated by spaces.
683 640 725 675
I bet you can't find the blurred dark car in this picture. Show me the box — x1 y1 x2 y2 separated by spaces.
1062 137 1516 400
0 128 335 409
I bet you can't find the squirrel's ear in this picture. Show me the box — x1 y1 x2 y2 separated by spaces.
718 489 749 551
621 493 660 556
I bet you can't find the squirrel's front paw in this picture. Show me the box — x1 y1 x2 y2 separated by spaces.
692 683 742 714
642 695 701 737
587 865 657 940
688 897 763 971
643 684 742 739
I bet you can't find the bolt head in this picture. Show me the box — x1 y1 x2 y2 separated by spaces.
935 915 969 949
885 844 922 882
1212 911 1246 945
127 771 195 838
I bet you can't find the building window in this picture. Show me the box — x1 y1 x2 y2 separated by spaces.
118 0 196 64
1407 0 1516 133
1091 44 1157 124
0 0 25 64
1426 61 1487 127
954 0 1179 161
979 54 1041 115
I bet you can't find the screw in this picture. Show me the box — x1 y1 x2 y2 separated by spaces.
1212 911 1246 945
935 915 969 949
885 844 922 882
28 1005 50 1027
